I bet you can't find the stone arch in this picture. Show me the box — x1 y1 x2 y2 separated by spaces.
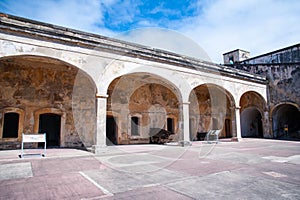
189 83 236 140
240 91 267 112
0 48 89 74
240 91 268 138
106 72 182 144
97 61 190 101
271 103 300 139
0 55 97 149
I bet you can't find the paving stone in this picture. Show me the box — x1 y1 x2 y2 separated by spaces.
82 166 188 194
0 162 32 180
0 140 299 199
166 171 300 200
101 185 193 200
0 172 104 200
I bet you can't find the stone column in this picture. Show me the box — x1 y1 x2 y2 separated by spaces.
235 107 242 140
263 110 271 138
182 102 191 145
92 94 108 154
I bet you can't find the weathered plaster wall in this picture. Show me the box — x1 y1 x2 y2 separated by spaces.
0 56 96 149
189 84 235 139
236 45 300 107
107 75 180 144
239 91 271 138
237 64 299 107
230 45 300 138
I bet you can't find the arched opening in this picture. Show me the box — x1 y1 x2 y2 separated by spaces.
240 91 267 138
0 55 97 149
241 108 263 138
272 104 300 139
106 73 181 145
2 113 19 138
39 113 61 147
189 84 235 140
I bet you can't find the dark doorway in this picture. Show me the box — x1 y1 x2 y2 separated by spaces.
39 113 61 147
3 112 19 138
272 104 300 138
106 116 117 145
241 108 263 138
131 116 140 136
167 118 174 133
225 119 231 138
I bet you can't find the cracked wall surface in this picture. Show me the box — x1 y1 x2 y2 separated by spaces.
0 56 96 149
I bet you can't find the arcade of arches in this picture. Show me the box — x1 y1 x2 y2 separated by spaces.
0 55 299 149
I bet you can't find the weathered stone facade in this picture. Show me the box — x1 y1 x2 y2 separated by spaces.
189 84 235 139
107 76 180 144
0 13 275 151
224 44 300 138
0 56 96 149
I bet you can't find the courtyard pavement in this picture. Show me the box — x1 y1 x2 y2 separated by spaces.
0 138 299 200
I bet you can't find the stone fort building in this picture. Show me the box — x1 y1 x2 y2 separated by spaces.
0 14 299 152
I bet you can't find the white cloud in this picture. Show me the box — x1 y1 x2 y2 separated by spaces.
1 0 115 36
116 28 211 62
178 0 300 63
1 0 299 63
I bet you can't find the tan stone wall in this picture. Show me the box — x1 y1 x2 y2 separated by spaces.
107 76 180 144
189 84 235 139
240 92 266 113
0 56 96 149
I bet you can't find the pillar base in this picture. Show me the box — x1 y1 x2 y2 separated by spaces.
232 137 242 142
178 140 192 147
92 145 107 155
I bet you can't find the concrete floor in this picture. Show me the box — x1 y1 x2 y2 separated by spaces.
0 138 299 200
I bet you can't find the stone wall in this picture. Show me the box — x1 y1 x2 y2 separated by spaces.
229 44 300 138
0 56 96 149
189 84 235 139
233 44 300 107
107 75 180 144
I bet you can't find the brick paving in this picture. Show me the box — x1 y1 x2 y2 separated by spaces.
0 139 299 200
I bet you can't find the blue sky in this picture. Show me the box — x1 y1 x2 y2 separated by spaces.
0 0 299 63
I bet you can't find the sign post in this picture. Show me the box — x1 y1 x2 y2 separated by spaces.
20 133 46 158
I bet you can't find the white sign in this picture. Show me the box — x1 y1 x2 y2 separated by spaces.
22 134 46 143
20 133 46 158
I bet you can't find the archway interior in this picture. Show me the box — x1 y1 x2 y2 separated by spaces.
241 108 263 138
107 73 181 145
240 91 266 138
189 84 235 140
272 104 300 138
0 56 96 148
